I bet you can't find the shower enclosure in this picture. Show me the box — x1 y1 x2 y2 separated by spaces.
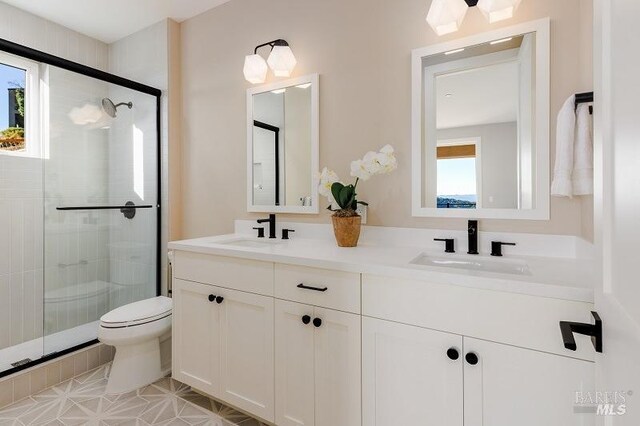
0 39 161 376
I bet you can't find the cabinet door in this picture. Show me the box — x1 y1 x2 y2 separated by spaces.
219 287 275 422
275 300 316 426
171 279 220 396
314 307 361 426
362 317 463 426
463 337 595 426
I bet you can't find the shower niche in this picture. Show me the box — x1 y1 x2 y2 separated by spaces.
0 39 161 376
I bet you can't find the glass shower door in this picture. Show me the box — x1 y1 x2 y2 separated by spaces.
42 64 159 356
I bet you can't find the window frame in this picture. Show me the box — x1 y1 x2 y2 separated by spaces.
0 50 40 157
436 137 483 209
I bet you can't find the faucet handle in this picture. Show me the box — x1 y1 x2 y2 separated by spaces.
491 241 516 257
253 227 265 238
282 229 295 240
434 238 455 253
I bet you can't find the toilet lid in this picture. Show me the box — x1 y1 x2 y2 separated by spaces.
100 296 172 328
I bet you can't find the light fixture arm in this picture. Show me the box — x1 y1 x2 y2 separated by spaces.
254 39 289 55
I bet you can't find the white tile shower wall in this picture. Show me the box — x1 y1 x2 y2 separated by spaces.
0 2 109 352
108 20 172 296
43 66 112 337
0 156 44 350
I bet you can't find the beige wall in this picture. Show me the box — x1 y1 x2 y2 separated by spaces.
180 0 593 239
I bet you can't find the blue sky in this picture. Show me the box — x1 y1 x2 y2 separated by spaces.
0 63 26 130
437 158 477 197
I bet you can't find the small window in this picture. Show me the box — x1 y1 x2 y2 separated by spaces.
0 52 39 156
436 138 481 209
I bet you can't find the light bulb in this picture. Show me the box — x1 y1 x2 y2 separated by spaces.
477 0 523 23
426 0 469 36
267 46 297 77
243 54 268 84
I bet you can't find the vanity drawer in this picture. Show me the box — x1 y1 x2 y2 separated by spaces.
173 251 274 296
362 274 595 361
275 264 360 313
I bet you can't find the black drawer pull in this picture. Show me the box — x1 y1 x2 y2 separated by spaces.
208 294 216 302
465 352 479 365
313 317 322 328
302 315 311 325
447 348 459 360
297 283 328 292
216 296 224 304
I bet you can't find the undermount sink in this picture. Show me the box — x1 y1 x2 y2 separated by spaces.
410 253 531 276
214 238 282 249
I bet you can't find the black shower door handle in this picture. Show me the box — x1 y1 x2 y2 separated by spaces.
56 201 153 219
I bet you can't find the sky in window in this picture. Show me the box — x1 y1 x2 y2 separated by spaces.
0 63 26 130
437 157 477 197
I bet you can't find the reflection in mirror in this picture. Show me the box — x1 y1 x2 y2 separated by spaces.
426 34 531 210
412 19 549 220
247 74 319 214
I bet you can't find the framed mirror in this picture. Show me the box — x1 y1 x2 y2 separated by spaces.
412 19 550 220
247 74 319 214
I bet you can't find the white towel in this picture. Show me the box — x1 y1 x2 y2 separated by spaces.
551 95 576 197
572 103 593 195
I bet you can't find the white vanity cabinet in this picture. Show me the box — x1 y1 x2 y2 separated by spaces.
463 338 594 426
362 317 464 426
362 317 594 426
172 277 275 422
275 299 361 426
170 248 596 426
172 279 221 395
362 274 595 426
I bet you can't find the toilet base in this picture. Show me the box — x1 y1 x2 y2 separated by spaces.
106 337 163 394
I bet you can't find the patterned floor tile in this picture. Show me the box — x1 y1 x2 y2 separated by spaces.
0 364 269 426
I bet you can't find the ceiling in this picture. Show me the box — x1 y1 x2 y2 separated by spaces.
2 0 233 43
436 61 519 130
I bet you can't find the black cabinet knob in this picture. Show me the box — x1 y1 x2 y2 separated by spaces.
302 315 311 325
215 296 224 304
447 348 459 360
208 294 216 302
465 352 479 365
313 318 322 328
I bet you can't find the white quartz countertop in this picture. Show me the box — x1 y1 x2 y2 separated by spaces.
169 234 595 303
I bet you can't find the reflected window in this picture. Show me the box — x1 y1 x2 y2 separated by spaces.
0 51 39 156
437 139 480 209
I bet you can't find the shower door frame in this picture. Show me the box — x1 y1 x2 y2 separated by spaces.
0 37 162 378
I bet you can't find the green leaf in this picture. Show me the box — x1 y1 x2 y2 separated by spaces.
338 185 354 209
331 182 345 208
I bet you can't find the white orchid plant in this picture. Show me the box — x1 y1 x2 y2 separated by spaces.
318 145 397 217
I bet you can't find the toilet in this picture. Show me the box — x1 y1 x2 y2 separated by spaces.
98 296 172 394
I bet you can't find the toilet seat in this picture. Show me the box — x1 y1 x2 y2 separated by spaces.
100 296 172 328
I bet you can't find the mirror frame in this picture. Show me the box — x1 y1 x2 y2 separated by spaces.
411 18 550 220
246 73 320 214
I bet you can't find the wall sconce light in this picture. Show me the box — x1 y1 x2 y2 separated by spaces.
477 0 522 24
243 39 297 84
426 0 523 36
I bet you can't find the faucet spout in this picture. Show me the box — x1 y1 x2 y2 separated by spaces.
467 220 479 255
257 214 277 239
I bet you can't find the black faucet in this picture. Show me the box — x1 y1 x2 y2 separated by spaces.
491 241 516 257
434 238 455 253
257 214 277 239
467 220 479 255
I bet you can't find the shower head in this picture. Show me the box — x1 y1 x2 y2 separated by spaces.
101 98 133 118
